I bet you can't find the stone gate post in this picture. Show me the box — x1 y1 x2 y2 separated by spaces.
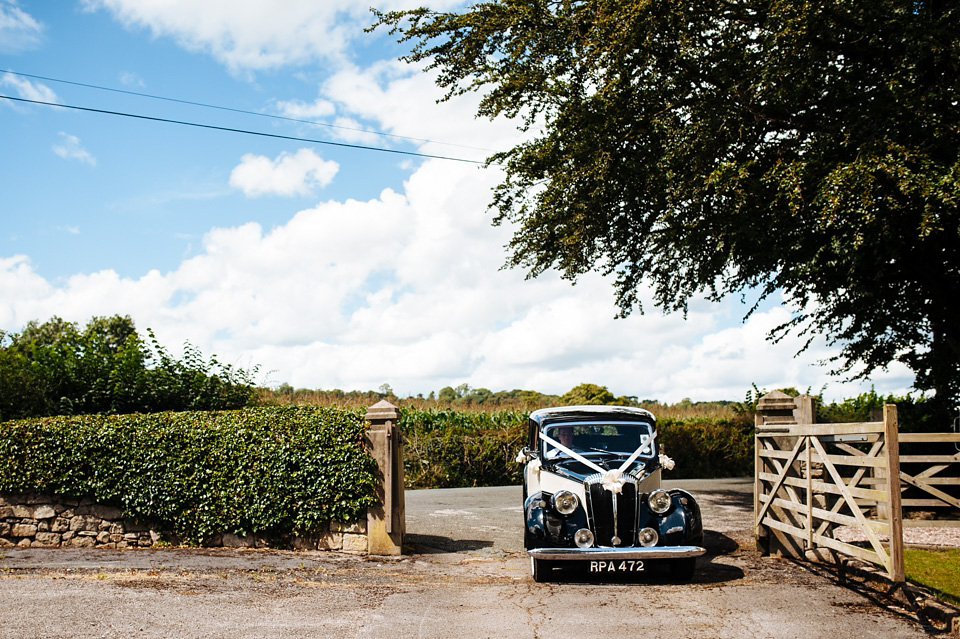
754 391 817 557
365 400 405 555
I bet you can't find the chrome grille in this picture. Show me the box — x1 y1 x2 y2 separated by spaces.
583 473 638 547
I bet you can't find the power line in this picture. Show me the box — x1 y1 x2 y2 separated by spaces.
2 69 495 154
0 94 487 165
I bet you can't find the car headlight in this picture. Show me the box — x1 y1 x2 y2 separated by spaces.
574 529 595 548
552 490 579 515
638 527 659 547
647 489 672 515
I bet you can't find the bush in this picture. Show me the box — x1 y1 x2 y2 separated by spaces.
0 406 378 544
0 316 257 421
400 409 527 488
657 418 755 478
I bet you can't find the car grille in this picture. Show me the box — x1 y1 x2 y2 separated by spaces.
583 473 638 547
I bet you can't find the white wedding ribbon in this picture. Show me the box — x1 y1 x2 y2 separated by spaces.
600 468 625 494
539 430 658 494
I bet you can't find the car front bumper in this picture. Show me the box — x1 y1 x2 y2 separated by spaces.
528 545 705 561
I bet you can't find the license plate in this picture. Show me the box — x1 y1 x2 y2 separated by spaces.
589 560 645 573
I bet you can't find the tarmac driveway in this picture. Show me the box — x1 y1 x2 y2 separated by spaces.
0 479 938 638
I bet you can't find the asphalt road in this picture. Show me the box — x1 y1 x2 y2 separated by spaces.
1 479 938 638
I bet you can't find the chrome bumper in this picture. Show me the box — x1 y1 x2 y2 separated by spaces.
528 545 705 561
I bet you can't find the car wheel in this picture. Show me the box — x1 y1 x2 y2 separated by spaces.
669 558 697 582
531 557 554 583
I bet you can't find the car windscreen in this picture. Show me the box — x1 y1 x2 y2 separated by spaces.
541 421 656 459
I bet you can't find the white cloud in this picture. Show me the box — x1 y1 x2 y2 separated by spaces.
80 0 467 72
0 160 916 403
229 148 339 197
321 60 514 156
0 72 58 104
0 1 43 53
275 97 336 120
52 132 96 165
119 71 145 87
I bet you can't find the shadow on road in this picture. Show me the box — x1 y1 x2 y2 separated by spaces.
405 533 494 554
704 529 740 556
700 488 754 509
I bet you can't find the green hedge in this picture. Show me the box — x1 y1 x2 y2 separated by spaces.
400 409 527 488
399 409 754 488
0 406 378 544
657 418 754 478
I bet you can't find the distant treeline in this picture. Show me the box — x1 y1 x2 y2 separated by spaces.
258 382 741 419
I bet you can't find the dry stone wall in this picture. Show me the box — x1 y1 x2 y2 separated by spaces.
0 492 157 549
0 492 368 552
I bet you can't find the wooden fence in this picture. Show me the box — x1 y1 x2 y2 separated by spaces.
755 394 960 582
755 397 905 581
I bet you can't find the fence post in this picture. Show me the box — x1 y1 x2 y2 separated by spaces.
883 403 905 582
754 410 765 553
365 400 405 555
794 395 816 425
755 391 808 559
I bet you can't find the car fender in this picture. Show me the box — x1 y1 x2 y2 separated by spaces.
525 490 589 549
655 488 703 546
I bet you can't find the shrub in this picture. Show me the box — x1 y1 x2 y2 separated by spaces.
0 316 257 421
400 409 527 488
657 417 755 478
0 406 378 544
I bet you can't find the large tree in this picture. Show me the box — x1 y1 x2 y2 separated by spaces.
374 1 960 407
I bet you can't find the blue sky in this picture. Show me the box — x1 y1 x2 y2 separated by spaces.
0 0 915 401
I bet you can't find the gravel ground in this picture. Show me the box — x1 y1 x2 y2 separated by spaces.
834 525 960 549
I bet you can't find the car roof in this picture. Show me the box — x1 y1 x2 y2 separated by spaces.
529 405 656 427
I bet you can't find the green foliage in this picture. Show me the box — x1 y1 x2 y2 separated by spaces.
258 383 564 411
400 408 754 487
657 418 755 479
434 384 557 408
817 390 947 432
561 383 635 406
0 315 257 421
728 384 950 430
374 1 960 407
0 407 377 543
400 408 527 488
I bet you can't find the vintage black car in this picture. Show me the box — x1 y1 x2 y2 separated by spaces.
519 405 705 582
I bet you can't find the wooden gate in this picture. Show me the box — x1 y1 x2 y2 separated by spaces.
754 395 904 581
898 429 960 528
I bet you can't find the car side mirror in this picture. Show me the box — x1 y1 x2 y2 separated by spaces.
516 446 537 463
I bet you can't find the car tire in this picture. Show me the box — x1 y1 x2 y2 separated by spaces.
669 558 697 582
531 557 554 583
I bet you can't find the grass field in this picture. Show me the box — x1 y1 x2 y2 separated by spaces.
905 548 960 605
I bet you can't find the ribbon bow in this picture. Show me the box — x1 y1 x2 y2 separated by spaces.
600 469 625 494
